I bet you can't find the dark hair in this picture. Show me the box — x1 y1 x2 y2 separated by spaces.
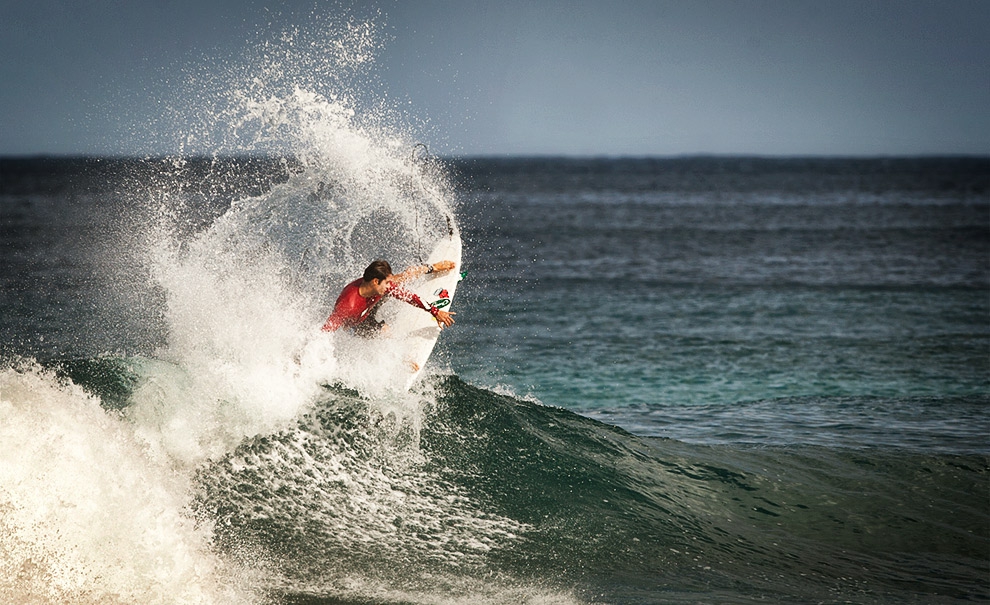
363 260 392 282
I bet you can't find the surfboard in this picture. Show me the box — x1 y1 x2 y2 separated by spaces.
378 230 462 390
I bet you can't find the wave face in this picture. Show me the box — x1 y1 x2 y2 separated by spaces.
201 376 989 604
17 361 986 604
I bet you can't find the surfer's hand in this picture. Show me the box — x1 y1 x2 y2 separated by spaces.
434 310 455 328
432 260 455 273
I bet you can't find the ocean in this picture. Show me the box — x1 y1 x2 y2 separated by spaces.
1 152 987 605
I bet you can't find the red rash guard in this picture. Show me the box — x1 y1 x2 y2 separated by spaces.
321 279 437 332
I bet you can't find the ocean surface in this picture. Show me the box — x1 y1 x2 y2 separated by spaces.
1 153 987 605
0 148 990 604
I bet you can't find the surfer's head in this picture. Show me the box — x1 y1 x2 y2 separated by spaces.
363 260 393 282
362 260 393 296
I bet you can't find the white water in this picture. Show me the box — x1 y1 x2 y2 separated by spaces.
0 363 253 604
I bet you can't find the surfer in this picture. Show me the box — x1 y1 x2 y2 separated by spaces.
321 259 456 334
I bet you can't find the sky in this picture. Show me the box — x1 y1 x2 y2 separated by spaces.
1 0 987 157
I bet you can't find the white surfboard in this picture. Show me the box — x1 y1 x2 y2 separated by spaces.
377 231 462 390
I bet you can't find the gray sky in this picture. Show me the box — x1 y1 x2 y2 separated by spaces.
1 0 987 156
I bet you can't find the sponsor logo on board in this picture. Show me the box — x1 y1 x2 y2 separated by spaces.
431 288 451 308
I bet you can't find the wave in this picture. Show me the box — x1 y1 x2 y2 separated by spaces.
193 376 990 603
9 357 985 604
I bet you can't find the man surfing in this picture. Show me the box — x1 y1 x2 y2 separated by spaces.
321 259 456 334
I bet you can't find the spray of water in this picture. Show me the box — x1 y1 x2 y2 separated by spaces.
127 10 460 467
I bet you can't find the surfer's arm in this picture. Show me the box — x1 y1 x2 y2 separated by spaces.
391 260 456 283
385 283 456 327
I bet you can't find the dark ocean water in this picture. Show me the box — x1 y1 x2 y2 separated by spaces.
1 156 988 604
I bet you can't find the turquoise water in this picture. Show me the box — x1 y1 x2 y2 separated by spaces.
443 158 989 452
